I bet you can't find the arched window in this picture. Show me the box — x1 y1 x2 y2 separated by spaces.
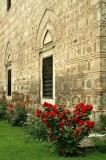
4 42 12 97
43 55 53 98
7 0 11 11
7 66 12 96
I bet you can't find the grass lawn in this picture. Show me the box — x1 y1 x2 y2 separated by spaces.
0 121 106 160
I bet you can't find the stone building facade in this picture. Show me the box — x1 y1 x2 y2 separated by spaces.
0 0 106 113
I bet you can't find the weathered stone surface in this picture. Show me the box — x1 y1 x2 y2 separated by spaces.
0 0 106 113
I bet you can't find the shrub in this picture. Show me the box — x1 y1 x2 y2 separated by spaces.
0 99 8 120
95 114 106 133
6 102 15 122
25 115 48 141
94 135 106 153
36 102 95 156
7 102 30 126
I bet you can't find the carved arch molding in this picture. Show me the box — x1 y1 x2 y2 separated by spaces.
36 9 56 49
4 41 12 66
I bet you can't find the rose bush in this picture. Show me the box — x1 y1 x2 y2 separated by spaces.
6 103 15 122
11 102 30 126
7 102 30 126
0 99 8 120
36 102 95 156
25 115 48 141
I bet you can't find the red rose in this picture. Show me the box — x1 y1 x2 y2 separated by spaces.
9 103 13 107
78 127 83 132
64 118 68 123
74 133 78 139
43 102 49 107
51 128 55 132
60 121 65 127
53 106 59 113
66 109 70 114
48 103 53 109
59 113 63 119
45 112 50 117
22 102 26 107
50 111 57 117
75 111 81 116
85 119 90 124
78 120 84 126
74 109 76 113
82 113 86 117
85 104 93 111
42 118 47 123
91 121 95 127
85 120 95 128
53 137 57 141
42 111 45 117
76 102 84 107
81 106 86 113
9 107 14 111
75 127 83 133
61 148 65 153
60 130 65 134
73 117 80 122
36 109 41 117
85 119 91 128
47 124 51 128
88 121 95 128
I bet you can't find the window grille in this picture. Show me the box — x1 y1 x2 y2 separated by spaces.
43 56 53 98
7 69 11 96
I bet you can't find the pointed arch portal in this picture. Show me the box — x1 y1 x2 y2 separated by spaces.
36 9 56 104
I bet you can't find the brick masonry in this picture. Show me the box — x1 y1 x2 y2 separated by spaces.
0 0 106 113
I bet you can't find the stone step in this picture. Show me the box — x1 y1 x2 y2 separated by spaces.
81 133 106 147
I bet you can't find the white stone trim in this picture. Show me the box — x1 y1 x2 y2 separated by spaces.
40 48 55 105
